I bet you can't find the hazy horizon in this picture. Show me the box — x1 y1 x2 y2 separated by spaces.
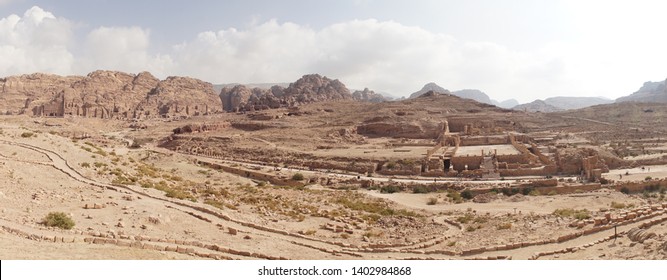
1 0 666 103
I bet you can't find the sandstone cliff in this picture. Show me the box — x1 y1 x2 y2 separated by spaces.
0 71 221 119
219 74 354 112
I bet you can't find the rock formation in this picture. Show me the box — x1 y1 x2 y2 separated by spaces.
351 88 390 103
0 70 221 119
408 82 450 99
219 74 353 112
616 78 667 103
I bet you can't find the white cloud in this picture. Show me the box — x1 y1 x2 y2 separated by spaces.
0 6 74 76
77 26 172 76
169 18 574 102
2 5 666 103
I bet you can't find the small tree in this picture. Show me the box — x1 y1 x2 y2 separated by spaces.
42 212 75 229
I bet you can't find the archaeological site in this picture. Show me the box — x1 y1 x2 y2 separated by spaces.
2 70 667 260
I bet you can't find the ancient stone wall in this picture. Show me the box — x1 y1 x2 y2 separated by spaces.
451 156 482 171
459 135 509 146
496 154 530 164
498 165 557 177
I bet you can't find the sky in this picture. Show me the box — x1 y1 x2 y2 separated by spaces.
1 0 666 102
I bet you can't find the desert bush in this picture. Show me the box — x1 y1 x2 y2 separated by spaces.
553 208 590 220
500 187 520 196
456 213 474 224
521 187 534 196
80 162 90 168
620 187 630 194
42 212 75 229
21 132 34 138
291 173 304 181
427 197 438 205
447 191 463 204
413 185 436 194
461 189 474 200
380 185 401 194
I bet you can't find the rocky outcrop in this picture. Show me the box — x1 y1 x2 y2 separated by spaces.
616 78 667 103
219 85 285 112
0 70 221 119
135 76 220 118
351 88 390 103
219 74 353 112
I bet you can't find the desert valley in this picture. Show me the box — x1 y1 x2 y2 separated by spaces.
1 70 667 260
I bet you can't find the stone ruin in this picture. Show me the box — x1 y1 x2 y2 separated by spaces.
372 117 610 180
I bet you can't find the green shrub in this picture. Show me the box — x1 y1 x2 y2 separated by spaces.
380 185 401 194
553 208 590 220
447 191 463 204
461 189 474 200
291 173 304 181
42 212 75 229
413 185 435 194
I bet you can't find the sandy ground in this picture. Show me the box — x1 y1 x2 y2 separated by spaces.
364 189 645 215
604 165 667 182
1 116 666 260
456 144 520 156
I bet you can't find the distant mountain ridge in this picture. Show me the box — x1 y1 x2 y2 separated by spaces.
512 100 562 113
616 78 667 103
543 96 613 110
408 82 517 108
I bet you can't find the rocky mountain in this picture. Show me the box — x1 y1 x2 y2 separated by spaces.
452 89 492 104
219 74 356 112
351 88 391 103
543 96 613 110
0 70 221 118
616 79 667 103
408 83 517 107
408 82 450 99
512 100 563 113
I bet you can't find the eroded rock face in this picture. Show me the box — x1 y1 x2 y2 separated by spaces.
352 88 389 103
219 74 353 112
0 71 221 119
